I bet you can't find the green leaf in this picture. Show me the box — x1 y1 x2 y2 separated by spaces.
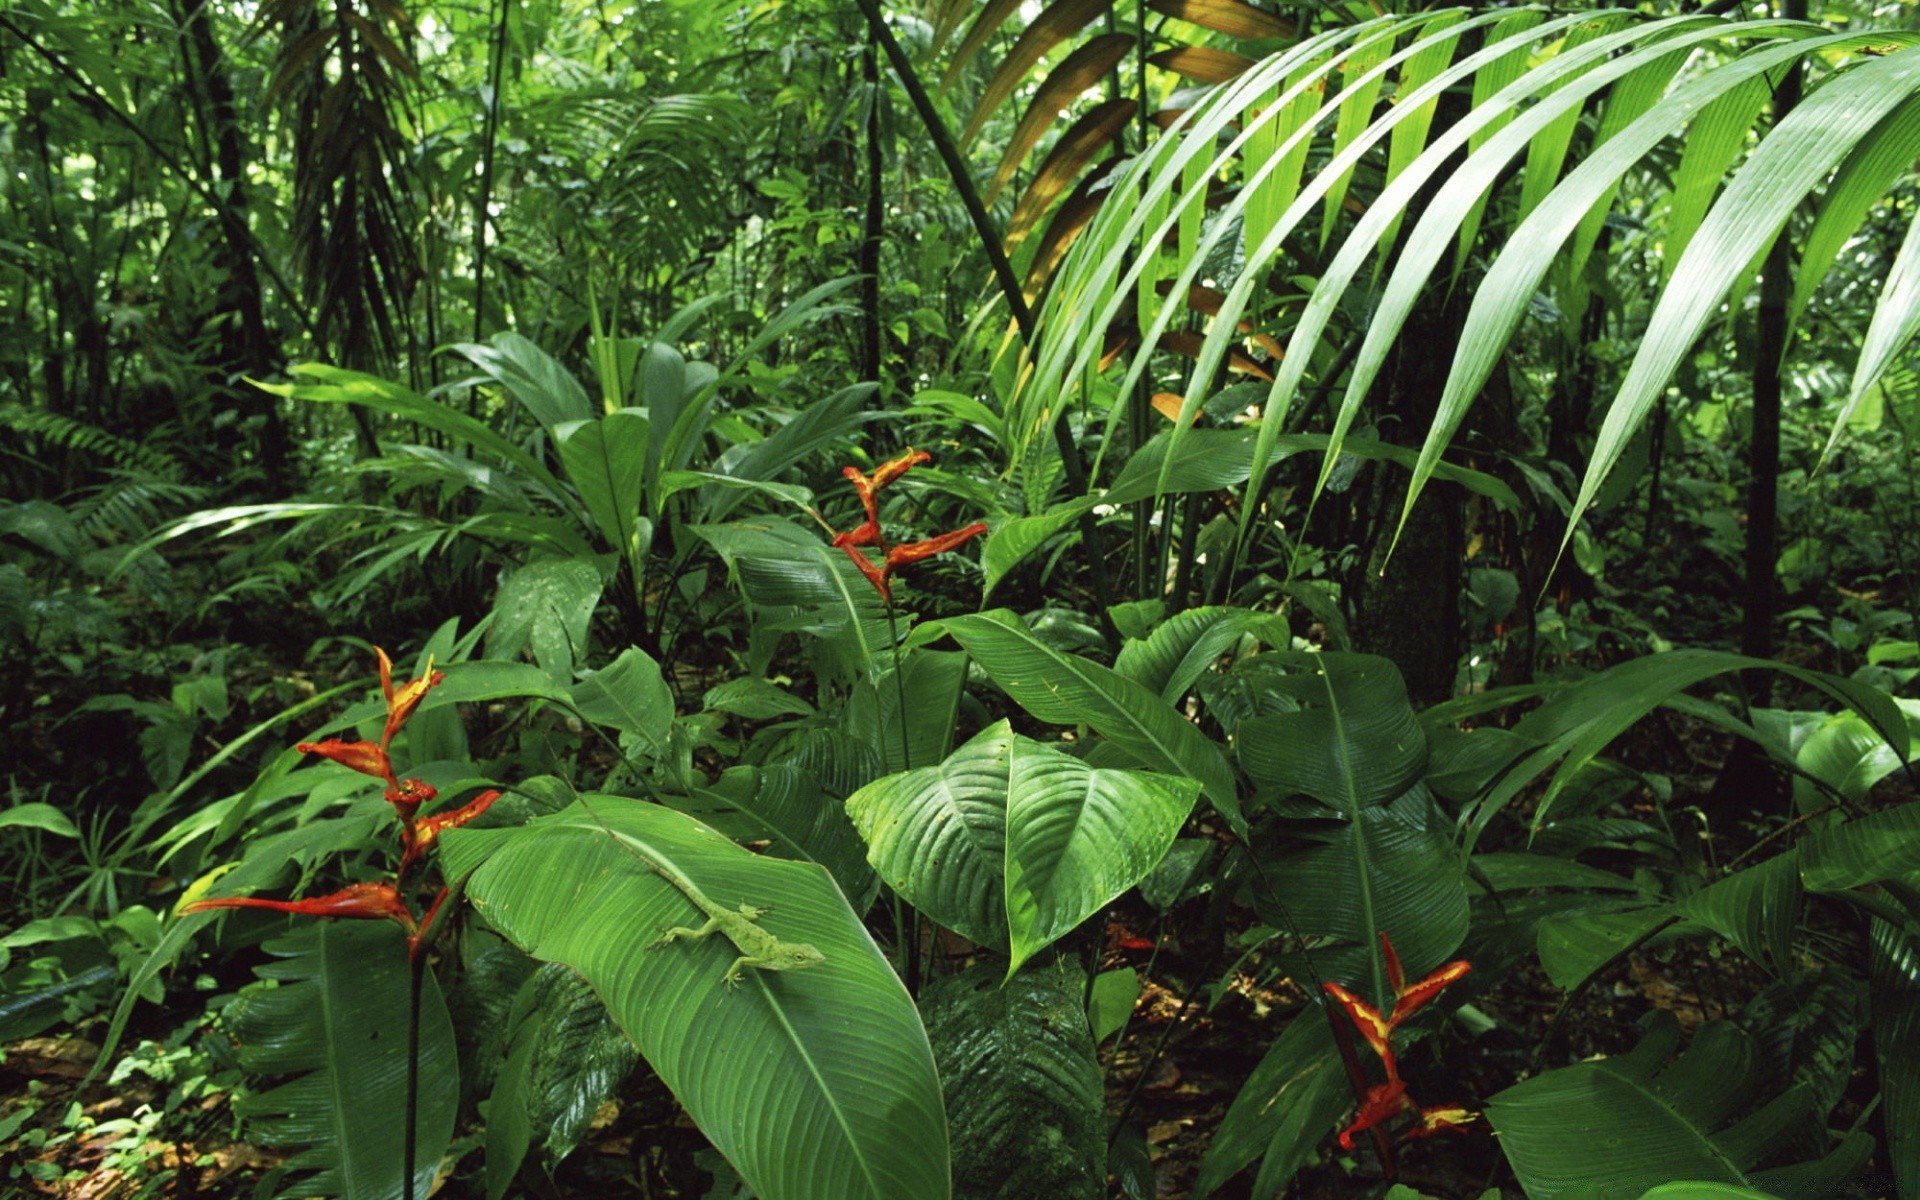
453 332 594 435
1088 968 1140 1045
486 559 605 681
569 648 674 756
556 411 652 562
1536 905 1691 991
1868 919 1920 1193
1004 737 1199 976
0 803 80 839
845 723 1198 974
1113 606 1271 706
1235 652 1427 811
1256 786 1470 987
922 958 1105 1200
982 498 1094 598
1673 852 1802 974
485 963 638 1200
1636 1185 1783 1200
1488 1012 1802 1197
1191 1010 1344 1198
227 922 457 1200
847 649 970 774
444 799 949 1200
934 611 1240 832
1738 968 1864 1117
260 365 568 503
847 723 1015 951
697 765 879 910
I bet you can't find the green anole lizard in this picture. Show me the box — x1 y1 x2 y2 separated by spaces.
640 853 827 989
548 778 827 990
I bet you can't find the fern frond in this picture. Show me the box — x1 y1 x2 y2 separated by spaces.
0 406 184 482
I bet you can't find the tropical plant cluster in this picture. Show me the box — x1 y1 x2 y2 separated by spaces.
4 0 1920 1197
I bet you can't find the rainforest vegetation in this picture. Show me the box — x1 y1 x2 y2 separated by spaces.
4 0 1920 1196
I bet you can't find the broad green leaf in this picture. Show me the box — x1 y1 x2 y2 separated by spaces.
1004 737 1199 976
1191 1010 1344 1198
228 922 457 1200
568 647 673 756
845 723 1199 974
0 803 79 838
1738 968 1864 1116
982 498 1094 598
259 365 567 503
848 723 1015 950
1256 786 1469 991
698 764 878 910
923 959 1104 1200
700 383 871 523
1673 853 1802 974
485 963 637 1200
1488 1012 1786 1196
935 611 1240 831
1469 852 1637 894
1636 1185 1783 1200
1868 920 1920 1193
444 799 949 1200
1536 904 1693 991
1088 968 1140 1045
691 517 889 682
1236 653 1427 812
1113 606 1270 706
1800 801 1920 892
847 649 970 773
1464 650 1907 841
452 332 594 436
556 411 652 562
486 559 604 681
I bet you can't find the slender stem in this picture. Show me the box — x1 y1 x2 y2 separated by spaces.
851 0 1116 644
885 600 920 995
471 0 513 348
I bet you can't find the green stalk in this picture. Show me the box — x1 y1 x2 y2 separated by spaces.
850 0 1116 645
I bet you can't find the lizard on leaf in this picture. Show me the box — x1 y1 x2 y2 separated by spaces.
554 777 828 990
640 853 827 989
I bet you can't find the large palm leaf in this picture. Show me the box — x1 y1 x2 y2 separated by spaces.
1020 10 1920 575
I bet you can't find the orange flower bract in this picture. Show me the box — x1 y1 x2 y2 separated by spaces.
828 449 985 603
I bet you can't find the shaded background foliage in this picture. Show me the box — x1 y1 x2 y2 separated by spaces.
6 0 1920 1196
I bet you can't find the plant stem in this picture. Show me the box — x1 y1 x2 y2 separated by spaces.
851 0 1117 645
885 600 920 996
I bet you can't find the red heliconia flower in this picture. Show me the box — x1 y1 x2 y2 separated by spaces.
829 449 985 604
885 522 989 569
1337 1080 1409 1150
1324 980 1399 1078
296 738 395 786
384 778 438 824
378 647 445 751
1403 1104 1478 1142
401 790 500 875
838 541 896 602
181 880 417 933
1324 932 1476 1152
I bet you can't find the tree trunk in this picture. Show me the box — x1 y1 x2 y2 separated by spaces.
1355 291 1467 708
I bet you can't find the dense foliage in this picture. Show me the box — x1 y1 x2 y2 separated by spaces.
4 0 1920 1196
